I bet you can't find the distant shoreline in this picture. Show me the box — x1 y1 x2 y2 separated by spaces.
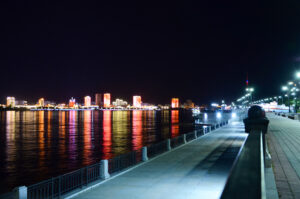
0 107 171 111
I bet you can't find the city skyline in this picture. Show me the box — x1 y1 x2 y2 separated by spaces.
3 93 197 110
2 1 300 105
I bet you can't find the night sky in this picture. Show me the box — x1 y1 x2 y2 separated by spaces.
1 1 300 105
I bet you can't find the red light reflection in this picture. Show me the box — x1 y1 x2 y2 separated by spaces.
132 110 143 150
171 110 179 137
102 110 112 159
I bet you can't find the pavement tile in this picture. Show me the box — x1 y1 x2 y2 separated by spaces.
72 122 246 199
267 113 300 199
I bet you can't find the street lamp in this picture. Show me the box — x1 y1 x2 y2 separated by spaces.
296 72 300 112
245 87 254 103
278 96 283 104
282 84 292 112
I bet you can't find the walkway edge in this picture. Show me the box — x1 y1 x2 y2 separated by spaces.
63 125 225 199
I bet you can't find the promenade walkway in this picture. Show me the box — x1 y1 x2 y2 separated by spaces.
70 122 247 199
267 113 300 199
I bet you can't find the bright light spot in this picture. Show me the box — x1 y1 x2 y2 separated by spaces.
204 113 208 119
216 112 222 119
232 112 237 118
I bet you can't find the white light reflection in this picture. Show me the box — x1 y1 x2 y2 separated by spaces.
204 113 208 120
231 112 237 119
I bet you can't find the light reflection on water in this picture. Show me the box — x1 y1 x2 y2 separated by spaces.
0 110 196 194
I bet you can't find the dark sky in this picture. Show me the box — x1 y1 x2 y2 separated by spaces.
1 0 300 105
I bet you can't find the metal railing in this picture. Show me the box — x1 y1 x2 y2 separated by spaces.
0 191 15 199
170 135 185 148
147 140 168 158
220 130 266 199
108 149 142 174
186 132 196 142
27 162 103 199
8 119 231 199
196 129 204 137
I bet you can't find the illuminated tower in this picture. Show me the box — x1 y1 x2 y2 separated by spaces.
133 96 142 108
38 98 45 106
171 98 179 108
95 93 102 106
69 97 76 108
103 93 111 108
84 96 91 107
6 97 16 107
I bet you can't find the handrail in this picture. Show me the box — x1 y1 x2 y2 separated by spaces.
220 130 266 199
7 118 231 199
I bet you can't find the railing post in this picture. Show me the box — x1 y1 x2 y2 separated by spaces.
86 167 88 185
208 126 211 132
142 146 148 161
183 134 187 144
58 176 61 199
51 177 54 199
13 186 27 199
194 130 197 139
80 169 83 188
100 160 110 179
167 139 171 151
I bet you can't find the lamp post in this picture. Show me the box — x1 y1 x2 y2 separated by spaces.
282 86 290 113
296 71 300 113
246 87 254 104
278 96 283 105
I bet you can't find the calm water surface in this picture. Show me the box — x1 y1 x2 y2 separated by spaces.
0 110 200 194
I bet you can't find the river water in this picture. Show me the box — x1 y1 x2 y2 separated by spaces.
0 110 211 193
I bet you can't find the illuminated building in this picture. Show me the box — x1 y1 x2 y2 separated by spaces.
15 100 27 106
112 99 128 107
95 93 102 106
133 96 142 108
103 93 111 108
6 97 15 107
69 97 76 108
171 98 179 108
183 99 195 109
38 98 45 107
84 96 91 107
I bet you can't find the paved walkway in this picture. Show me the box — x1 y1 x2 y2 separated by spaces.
267 113 300 199
70 122 247 199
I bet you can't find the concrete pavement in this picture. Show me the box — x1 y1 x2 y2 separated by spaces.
267 113 300 199
69 122 247 199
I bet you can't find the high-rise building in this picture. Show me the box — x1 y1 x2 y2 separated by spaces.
133 96 142 108
95 93 102 106
15 100 27 106
69 97 76 108
6 97 15 107
183 99 195 109
38 98 45 107
84 96 91 107
112 99 128 107
171 98 179 108
103 93 111 108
